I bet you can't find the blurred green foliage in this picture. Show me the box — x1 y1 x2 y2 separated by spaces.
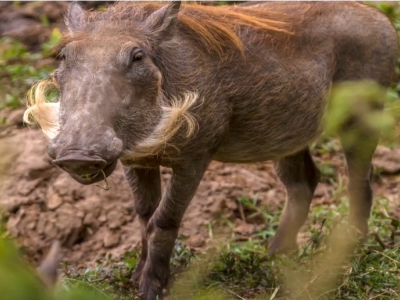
0 28 61 111
325 81 397 148
0 234 51 300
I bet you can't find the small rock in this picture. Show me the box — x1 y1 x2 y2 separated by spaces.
83 213 95 226
224 199 238 210
185 235 206 248
266 189 277 199
98 214 107 223
373 145 400 174
27 221 36 230
46 187 63 210
6 214 23 236
18 178 42 196
107 210 124 229
233 219 255 236
314 183 329 198
103 230 120 248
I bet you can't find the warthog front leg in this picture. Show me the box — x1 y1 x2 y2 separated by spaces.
268 149 321 255
124 167 162 284
138 158 210 300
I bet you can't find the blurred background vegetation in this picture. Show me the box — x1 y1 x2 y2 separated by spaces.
1 1 400 300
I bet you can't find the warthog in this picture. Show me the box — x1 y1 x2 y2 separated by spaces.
24 1 398 299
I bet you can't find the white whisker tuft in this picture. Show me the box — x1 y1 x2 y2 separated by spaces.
122 92 202 161
23 79 60 140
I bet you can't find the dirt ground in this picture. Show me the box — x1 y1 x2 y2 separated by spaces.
1 1 400 271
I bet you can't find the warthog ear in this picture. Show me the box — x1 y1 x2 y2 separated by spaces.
145 1 181 45
66 1 86 33
36 240 62 288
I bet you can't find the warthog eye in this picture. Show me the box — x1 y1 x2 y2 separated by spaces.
132 50 144 63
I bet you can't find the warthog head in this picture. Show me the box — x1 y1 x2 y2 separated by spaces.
24 1 198 184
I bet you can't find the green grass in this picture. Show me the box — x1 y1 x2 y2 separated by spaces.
0 28 60 111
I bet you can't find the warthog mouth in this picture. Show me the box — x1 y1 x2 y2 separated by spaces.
69 160 118 185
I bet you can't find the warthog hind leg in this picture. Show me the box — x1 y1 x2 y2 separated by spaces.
268 148 321 255
340 137 378 238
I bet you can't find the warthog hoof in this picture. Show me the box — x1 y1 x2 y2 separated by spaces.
267 235 298 256
138 267 170 300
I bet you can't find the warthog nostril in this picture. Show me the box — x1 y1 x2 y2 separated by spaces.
52 154 107 176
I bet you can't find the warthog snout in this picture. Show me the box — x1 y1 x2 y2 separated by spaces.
53 155 107 176
52 154 118 185
47 127 123 185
